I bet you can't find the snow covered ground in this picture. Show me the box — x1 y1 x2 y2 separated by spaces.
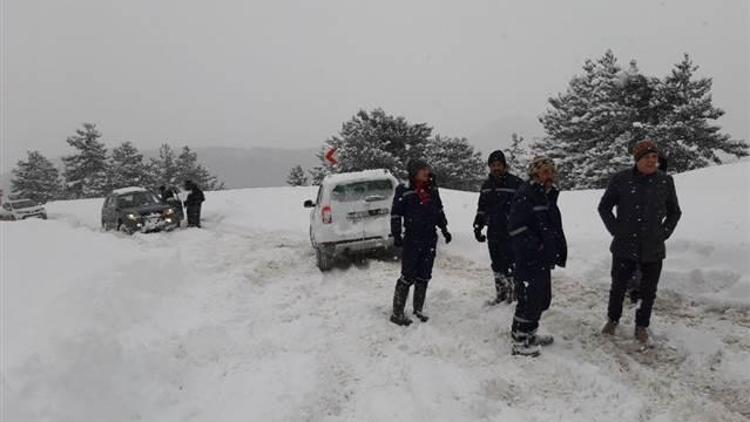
2 161 749 421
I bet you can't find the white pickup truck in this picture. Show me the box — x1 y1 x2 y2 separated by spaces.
304 169 398 271
0 199 48 221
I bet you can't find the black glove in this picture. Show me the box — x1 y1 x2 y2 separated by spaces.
442 229 452 244
393 234 403 247
474 228 486 243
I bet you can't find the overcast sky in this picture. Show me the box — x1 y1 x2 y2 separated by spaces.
2 0 748 170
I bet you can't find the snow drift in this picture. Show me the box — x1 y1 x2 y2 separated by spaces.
2 161 749 421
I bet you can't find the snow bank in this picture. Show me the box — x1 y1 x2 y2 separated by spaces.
3 162 749 421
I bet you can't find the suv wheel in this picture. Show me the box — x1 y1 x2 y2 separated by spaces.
316 246 334 272
117 220 134 235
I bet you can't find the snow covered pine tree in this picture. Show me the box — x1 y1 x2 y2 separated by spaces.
11 151 63 203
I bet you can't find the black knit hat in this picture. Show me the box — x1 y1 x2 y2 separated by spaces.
487 150 507 166
407 159 430 180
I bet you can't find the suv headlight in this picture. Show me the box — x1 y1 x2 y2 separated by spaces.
126 213 138 220
164 208 175 216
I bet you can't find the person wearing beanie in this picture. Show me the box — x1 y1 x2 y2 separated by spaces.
473 150 523 305
389 159 452 326
599 139 682 346
507 157 567 356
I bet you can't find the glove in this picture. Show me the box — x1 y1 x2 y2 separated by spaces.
393 234 403 247
474 228 486 243
442 229 452 244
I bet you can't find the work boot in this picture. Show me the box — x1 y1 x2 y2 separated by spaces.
602 320 618 336
511 331 541 357
412 281 429 322
390 278 412 327
529 330 554 347
635 326 650 345
490 274 511 305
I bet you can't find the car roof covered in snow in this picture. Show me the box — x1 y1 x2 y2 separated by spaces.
322 169 396 186
111 186 150 195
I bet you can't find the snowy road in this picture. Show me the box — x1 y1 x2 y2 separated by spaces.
3 162 749 421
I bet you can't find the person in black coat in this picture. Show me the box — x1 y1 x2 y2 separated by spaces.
183 180 205 228
599 140 682 344
507 157 567 356
627 152 670 303
473 150 523 305
159 185 184 225
389 159 452 326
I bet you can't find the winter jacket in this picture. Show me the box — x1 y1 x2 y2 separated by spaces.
473 173 523 238
507 182 567 269
185 187 205 206
598 167 681 262
391 181 448 241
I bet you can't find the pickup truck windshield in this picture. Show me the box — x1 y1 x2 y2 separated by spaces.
117 191 160 208
331 179 394 202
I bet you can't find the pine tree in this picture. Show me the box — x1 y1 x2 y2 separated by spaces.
149 144 180 188
506 133 532 177
648 54 748 172
11 151 62 202
108 141 149 190
315 108 433 180
286 165 309 186
540 51 642 189
424 136 484 191
62 123 110 198
175 146 222 190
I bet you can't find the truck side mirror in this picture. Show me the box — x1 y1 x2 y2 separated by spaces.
303 200 315 208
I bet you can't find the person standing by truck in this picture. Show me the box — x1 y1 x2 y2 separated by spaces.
183 180 205 228
389 159 452 326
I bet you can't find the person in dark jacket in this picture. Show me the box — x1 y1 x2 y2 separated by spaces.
507 157 567 356
627 152 670 303
183 180 205 228
473 150 523 305
599 140 682 345
159 185 184 226
390 159 452 326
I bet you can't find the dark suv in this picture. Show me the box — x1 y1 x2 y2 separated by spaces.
101 187 179 234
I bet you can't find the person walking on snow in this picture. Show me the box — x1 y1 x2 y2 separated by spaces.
599 140 682 345
390 159 452 326
508 157 567 357
183 180 205 228
473 150 523 305
627 153 671 303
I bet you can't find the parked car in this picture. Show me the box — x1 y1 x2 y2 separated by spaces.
0 199 47 220
304 169 398 271
101 187 179 234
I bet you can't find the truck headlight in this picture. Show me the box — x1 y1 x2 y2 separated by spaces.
127 213 138 220
164 208 175 216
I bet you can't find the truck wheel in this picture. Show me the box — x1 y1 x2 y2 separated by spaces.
316 246 334 272
117 221 134 235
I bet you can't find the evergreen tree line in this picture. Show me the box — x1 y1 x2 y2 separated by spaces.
288 109 486 191
533 51 746 189
290 51 746 191
11 123 222 202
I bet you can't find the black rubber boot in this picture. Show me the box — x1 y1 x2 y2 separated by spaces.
413 281 429 322
390 278 412 326
489 274 511 305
